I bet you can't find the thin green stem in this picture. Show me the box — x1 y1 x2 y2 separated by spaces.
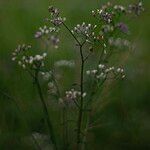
62 22 81 46
77 45 85 149
62 22 86 150
35 73 57 150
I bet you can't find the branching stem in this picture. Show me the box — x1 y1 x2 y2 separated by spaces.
62 22 87 150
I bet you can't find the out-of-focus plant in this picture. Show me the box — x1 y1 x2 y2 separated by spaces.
11 1 144 150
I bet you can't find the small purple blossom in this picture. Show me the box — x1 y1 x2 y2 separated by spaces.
117 22 129 33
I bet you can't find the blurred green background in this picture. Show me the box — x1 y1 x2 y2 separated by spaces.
0 0 149 149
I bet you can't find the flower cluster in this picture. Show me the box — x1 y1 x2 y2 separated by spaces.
100 24 114 34
35 26 59 38
100 22 129 35
113 5 126 13
65 89 81 101
86 64 125 80
72 22 100 51
116 22 129 33
91 3 127 42
128 1 144 16
35 25 60 49
19 53 47 69
10 1 144 149
92 2 113 24
65 89 86 102
108 37 131 49
72 22 97 43
92 1 144 22
92 1 144 39
12 44 47 69
72 22 97 37
12 44 31 61
48 6 66 26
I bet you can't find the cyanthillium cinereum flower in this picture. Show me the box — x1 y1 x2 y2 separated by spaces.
48 6 66 26
35 25 60 49
128 1 144 16
11 1 144 149
12 44 47 69
86 64 125 80
35 26 59 38
117 22 129 33
72 22 97 42
108 37 131 49
66 89 81 101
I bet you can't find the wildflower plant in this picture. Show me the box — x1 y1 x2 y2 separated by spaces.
12 1 144 150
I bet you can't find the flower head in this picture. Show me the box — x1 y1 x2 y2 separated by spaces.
117 22 129 33
34 25 60 48
86 64 125 80
65 89 86 104
48 6 66 26
128 1 144 16
12 44 47 69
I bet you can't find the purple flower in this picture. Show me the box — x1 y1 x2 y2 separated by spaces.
117 22 129 33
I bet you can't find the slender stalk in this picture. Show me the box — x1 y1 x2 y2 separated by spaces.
62 22 81 46
80 44 108 149
76 45 85 149
35 74 57 150
81 113 90 150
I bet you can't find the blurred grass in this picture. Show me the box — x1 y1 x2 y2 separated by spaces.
0 0 150 149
